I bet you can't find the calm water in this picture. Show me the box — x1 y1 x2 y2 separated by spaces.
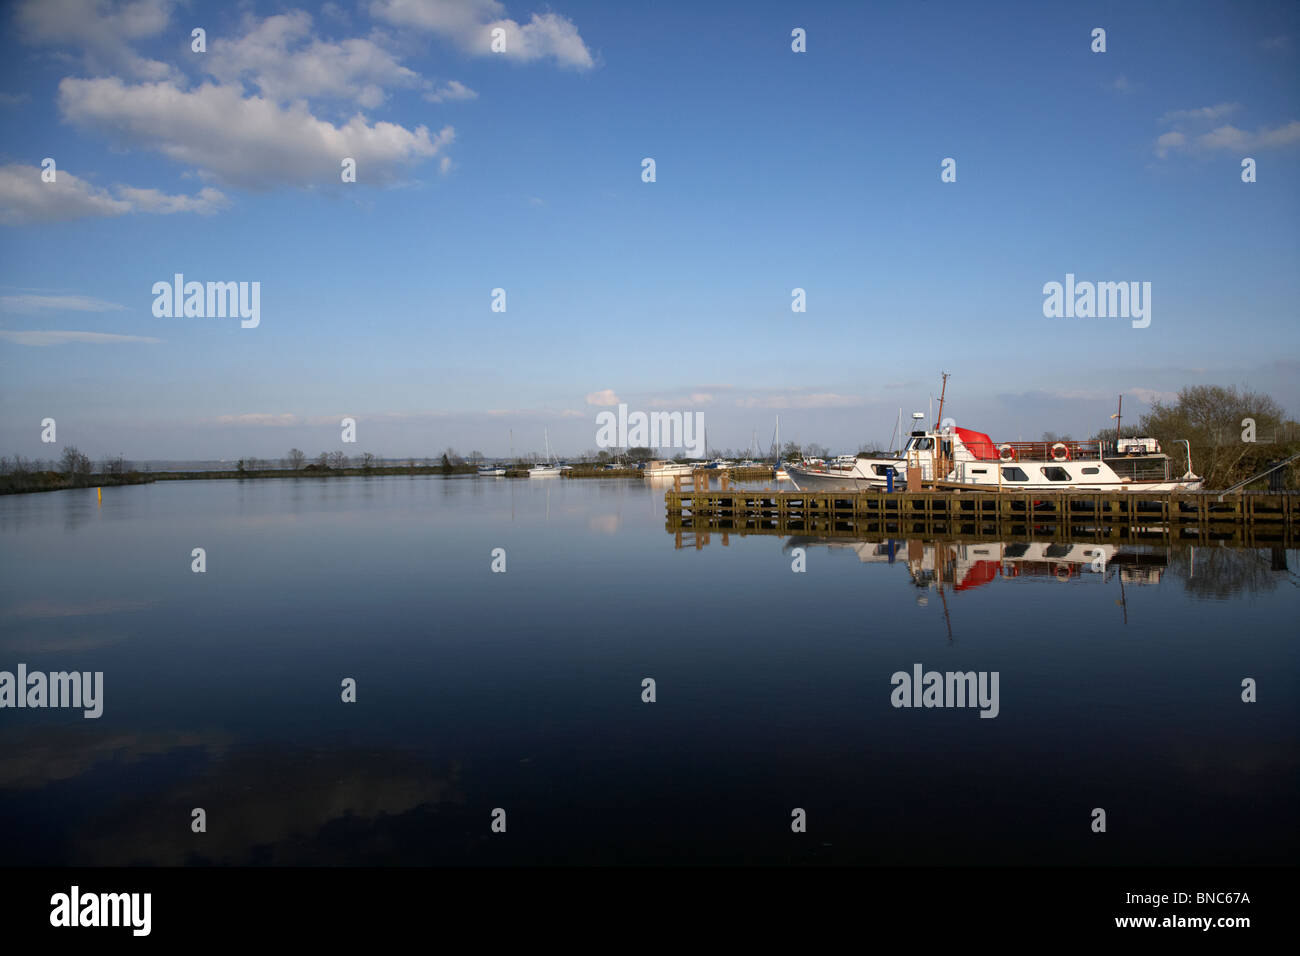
1 476 1296 865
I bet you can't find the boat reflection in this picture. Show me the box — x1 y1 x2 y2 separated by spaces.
781 537 1164 591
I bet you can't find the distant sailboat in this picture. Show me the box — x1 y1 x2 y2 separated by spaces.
529 428 561 477
773 415 789 480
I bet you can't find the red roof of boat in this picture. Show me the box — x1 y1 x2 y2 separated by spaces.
955 427 998 460
955 560 1001 591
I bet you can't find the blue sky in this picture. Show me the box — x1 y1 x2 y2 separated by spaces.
1 0 1297 461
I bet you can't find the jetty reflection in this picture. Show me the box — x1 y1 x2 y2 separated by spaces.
669 524 1293 603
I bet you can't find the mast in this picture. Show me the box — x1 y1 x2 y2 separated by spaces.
1109 395 1123 453
935 371 950 429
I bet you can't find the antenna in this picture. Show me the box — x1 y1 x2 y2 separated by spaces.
935 371 950 429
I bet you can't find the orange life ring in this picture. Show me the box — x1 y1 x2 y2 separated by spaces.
998 443 1016 462
1050 442 1071 462
1053 564 1071 581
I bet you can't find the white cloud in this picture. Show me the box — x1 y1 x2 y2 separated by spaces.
737 392 862 410
214 413 302 426
371 0 594 69
16 0 177 80
0 164 128 223
646 393 715 406
0 330 161 346
1196 125 1249 150
0 163 229 225
205 11 422 108
1153 103 1300 158
0 294 126 313
58 78 452 188
115 186 228 214
1154 131 1186 159
585 389 620 406
1256 120 1300 147
424 79 478 103
1125 387 1178 405
1159 103 1240 124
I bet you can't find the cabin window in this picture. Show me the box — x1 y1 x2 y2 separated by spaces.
1004 543 1030 558
873 464 895 476
1081 467 1100 475
1041 466 1071 482
1046 544 1072 558
1001 466 1028 481
971 468 987 475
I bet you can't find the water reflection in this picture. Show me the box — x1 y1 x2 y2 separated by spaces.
0 725 465 865
676 527 1295 600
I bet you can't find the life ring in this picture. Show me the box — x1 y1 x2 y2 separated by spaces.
1050 442 1070 462
1053 564 1071 581
998 443 1016 462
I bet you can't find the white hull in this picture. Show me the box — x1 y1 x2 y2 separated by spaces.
787 457 902 491
477 467 506 477
643 462 693 478
528 466 560 477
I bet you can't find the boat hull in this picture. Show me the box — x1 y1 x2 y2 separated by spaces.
786 467 886 491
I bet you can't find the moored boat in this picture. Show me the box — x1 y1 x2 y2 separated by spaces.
529 429 561 477
643 459 694 478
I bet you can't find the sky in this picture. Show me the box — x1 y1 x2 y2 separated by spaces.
1 0 1297 461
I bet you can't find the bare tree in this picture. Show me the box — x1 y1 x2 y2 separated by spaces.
60 446 92 483
286 448 306 470
328 451 348 469
360 452 376 471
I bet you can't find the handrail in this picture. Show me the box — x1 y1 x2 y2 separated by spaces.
1217 451 1300 500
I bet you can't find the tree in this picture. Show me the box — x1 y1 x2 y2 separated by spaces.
286 448 306 470
315 452 330 469
1140 385 1290 488
361 452 376 471
60 446 92 484
328 451 349 469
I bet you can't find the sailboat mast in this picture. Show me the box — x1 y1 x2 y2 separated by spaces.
935 372 949 429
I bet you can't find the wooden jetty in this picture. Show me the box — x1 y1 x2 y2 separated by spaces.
665 484 1298 547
